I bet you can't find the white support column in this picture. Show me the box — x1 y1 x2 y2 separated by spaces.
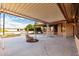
0 13 1 35
3 13 5 36
34 21 37 39
2 13 5 50
63 21 67 39
46 24 50 36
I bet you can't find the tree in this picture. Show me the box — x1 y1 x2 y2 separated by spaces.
24 24 34 31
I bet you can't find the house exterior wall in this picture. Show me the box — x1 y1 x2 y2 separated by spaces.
58 23 74 37
65 23 74 37
58 24 63 36
75 36 79 55
75 6 79 55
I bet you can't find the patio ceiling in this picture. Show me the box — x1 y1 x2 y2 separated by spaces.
58 3 79 23
0 3 65 23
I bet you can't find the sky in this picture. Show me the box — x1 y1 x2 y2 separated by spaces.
0 13 35 29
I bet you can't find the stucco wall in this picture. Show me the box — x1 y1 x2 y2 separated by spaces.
65 23 74 37
58 24 63 35
58 23 74 37
75 36 79 55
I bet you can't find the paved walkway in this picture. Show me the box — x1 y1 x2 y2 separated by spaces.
0 34 78 56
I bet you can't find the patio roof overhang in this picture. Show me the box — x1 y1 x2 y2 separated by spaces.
0 3 65 23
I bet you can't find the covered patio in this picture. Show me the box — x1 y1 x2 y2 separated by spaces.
0 3 79 56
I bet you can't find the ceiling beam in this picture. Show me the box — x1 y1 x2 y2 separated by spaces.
57 3 79 23
1 9 48 23
57 4 70 22
72 4 79 21
48 20 66 25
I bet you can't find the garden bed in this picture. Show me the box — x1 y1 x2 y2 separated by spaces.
0 33 21 38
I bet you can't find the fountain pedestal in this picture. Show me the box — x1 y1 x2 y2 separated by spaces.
26 35 38 43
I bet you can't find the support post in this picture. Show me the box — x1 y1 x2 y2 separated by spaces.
34 21 36 39
63 21 67 39
3 13 5 36
2 13 5 50
46 24 49 36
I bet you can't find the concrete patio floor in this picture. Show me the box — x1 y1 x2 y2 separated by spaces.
0 34 78 56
